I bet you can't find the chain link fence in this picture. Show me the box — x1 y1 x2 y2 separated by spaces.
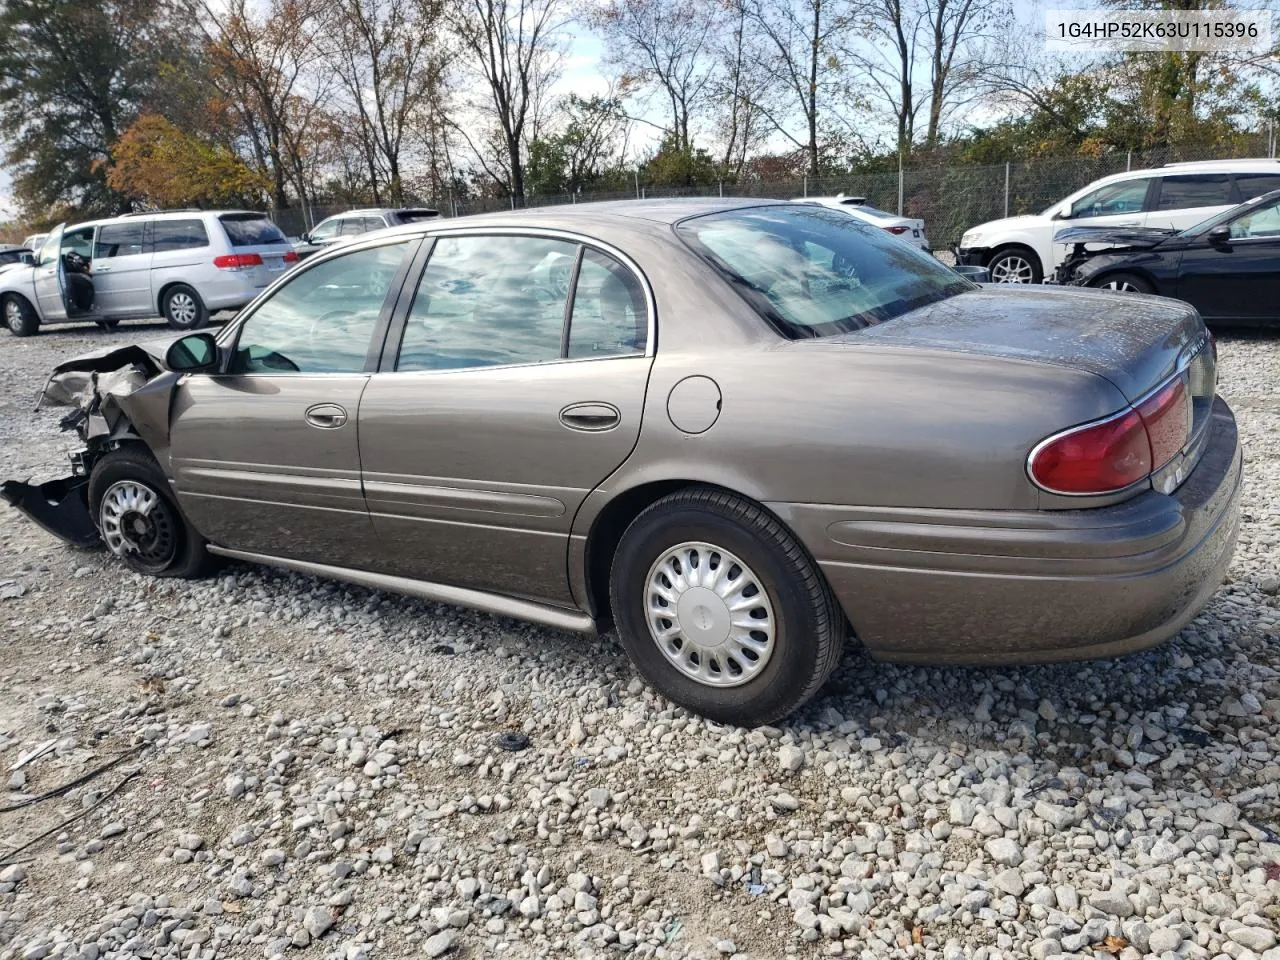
272 137 1276 251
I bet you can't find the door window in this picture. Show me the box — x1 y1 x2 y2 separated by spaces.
1233 174 1280 201
37 233 61 266
152 219 209 252
567 249 647 358
1230 197 1280 239
229 241 411 374
309 218 341 242
1155 174 1233 211
95 222 147 259
397 235 578 371
362 217 387 232
1068 179 1151 218
63 226 95 260
340 218 367 237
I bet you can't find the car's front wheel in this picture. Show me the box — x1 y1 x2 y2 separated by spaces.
609 487 845 726
3 294 39 337
88 446 216 578
1091 272 1152 294
987 246 1043 284
161 284 208 330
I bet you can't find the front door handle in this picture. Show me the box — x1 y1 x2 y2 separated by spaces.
305 403 348 429
560 402 620 432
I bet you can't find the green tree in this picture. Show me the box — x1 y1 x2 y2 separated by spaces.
0 0 176 218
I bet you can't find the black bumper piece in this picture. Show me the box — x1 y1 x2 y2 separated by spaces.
1 476 101 548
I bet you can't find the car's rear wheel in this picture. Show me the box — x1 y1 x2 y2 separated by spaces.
609 487 844 726
1091 272 1152 295
162 284 208 330
987 246 1042 284
88 446 216 578
4 295 39 337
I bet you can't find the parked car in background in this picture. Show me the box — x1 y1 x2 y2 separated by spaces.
2 200 1240 727
0 210 296 336
21 233 47 255
1053 188 1280 326
792 195 930 251
957 159 1280 283
293 207 441 259
0 244 33 271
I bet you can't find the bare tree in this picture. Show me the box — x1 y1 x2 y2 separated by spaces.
852 0 1007 156
711 0 773 177
198 0 328 209
447 0 566 201
589 0 719 152
321 0 447 205
741 0 857 176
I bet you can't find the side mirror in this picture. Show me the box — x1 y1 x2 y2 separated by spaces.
166 332 219 373
1207 225 1232 246
299 233 311 244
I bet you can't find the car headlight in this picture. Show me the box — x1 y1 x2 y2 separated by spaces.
960 231 982 247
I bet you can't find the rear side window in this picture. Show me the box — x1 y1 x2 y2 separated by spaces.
1233 174 1280 200
397 235 576 371
568 249 647 358
340 218 367 237
361 217 386 232
95 222 146 259
220 215 287 247
677 205 970 338
1155 174 1233 211
153 219 209 252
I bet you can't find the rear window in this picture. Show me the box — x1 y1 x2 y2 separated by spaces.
677 205 970 338
220 214 287 247
153 219 209 252
1234 173 1280 200
849 205 899 221
394 210 440 223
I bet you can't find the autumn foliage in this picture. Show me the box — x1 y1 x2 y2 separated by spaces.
106 114 269 208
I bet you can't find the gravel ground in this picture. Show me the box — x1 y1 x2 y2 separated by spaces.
1 318 1279 960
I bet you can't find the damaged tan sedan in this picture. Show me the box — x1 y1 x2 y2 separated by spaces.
3 200 1243 726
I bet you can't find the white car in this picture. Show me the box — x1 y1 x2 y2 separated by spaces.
792 196 930 251
1 210 297 336
957 159 1280 283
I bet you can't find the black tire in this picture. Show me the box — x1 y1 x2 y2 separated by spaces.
97 318 121 331
161 284 208 330
3 294 39 337
1089 271 1153 295
986 245 1043 284
609 487 845 727
88 446 216 578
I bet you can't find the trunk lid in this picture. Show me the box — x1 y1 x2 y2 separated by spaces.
845 285 1208 403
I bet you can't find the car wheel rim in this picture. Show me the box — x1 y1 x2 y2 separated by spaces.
100 480 176 567
1103 280 1139 293
990 256 1033 283
644 541 776 688
168 293 197 325
4 299 21 331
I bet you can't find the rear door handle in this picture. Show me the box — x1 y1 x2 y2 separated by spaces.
305 403 348 429
560 402 620 432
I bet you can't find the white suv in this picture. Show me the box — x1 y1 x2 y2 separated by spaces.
956 159 1280 283
0 210 296 336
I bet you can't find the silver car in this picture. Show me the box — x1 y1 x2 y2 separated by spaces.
1 210 297 335
794 195 931 251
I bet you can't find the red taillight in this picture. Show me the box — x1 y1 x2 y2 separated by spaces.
884 225 910 235
283 250 299 263
213 253 264 269
1029 375 1192 495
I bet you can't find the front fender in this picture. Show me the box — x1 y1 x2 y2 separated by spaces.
1072 253 1162 288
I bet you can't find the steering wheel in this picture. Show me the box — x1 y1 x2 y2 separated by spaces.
831 252 861 283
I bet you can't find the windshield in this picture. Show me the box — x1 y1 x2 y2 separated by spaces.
677 205 971 338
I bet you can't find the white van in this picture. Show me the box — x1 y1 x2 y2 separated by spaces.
0 210 296 336
956 159 1280 283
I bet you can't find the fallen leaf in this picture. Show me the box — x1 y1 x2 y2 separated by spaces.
222 901 242 914
1266 862 1280 882
912 926 923 945
1096 935 1128 954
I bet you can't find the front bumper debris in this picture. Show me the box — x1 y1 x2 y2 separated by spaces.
1 472 100 548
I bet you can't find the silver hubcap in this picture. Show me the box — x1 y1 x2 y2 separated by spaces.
168 292 197 325
1103 280 1140 292
645 541 776 688
100 480 170 561
5 299 22 330
990 255 1034 283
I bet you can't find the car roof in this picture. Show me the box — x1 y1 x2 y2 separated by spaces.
1095 159 1280 185
0 244 27 253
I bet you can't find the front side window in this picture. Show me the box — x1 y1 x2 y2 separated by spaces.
1230 196 1280 239
63 226 95 260
95 222 146 259
568 249 647 358
38 233 61 266
362 217 387 232
152 219 209 252
1068 179 1151 218
677 205 970 338
309 218 341 242
397 235 578 371
340 218 367 237
1155 174 1233 211
230 241 410 374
